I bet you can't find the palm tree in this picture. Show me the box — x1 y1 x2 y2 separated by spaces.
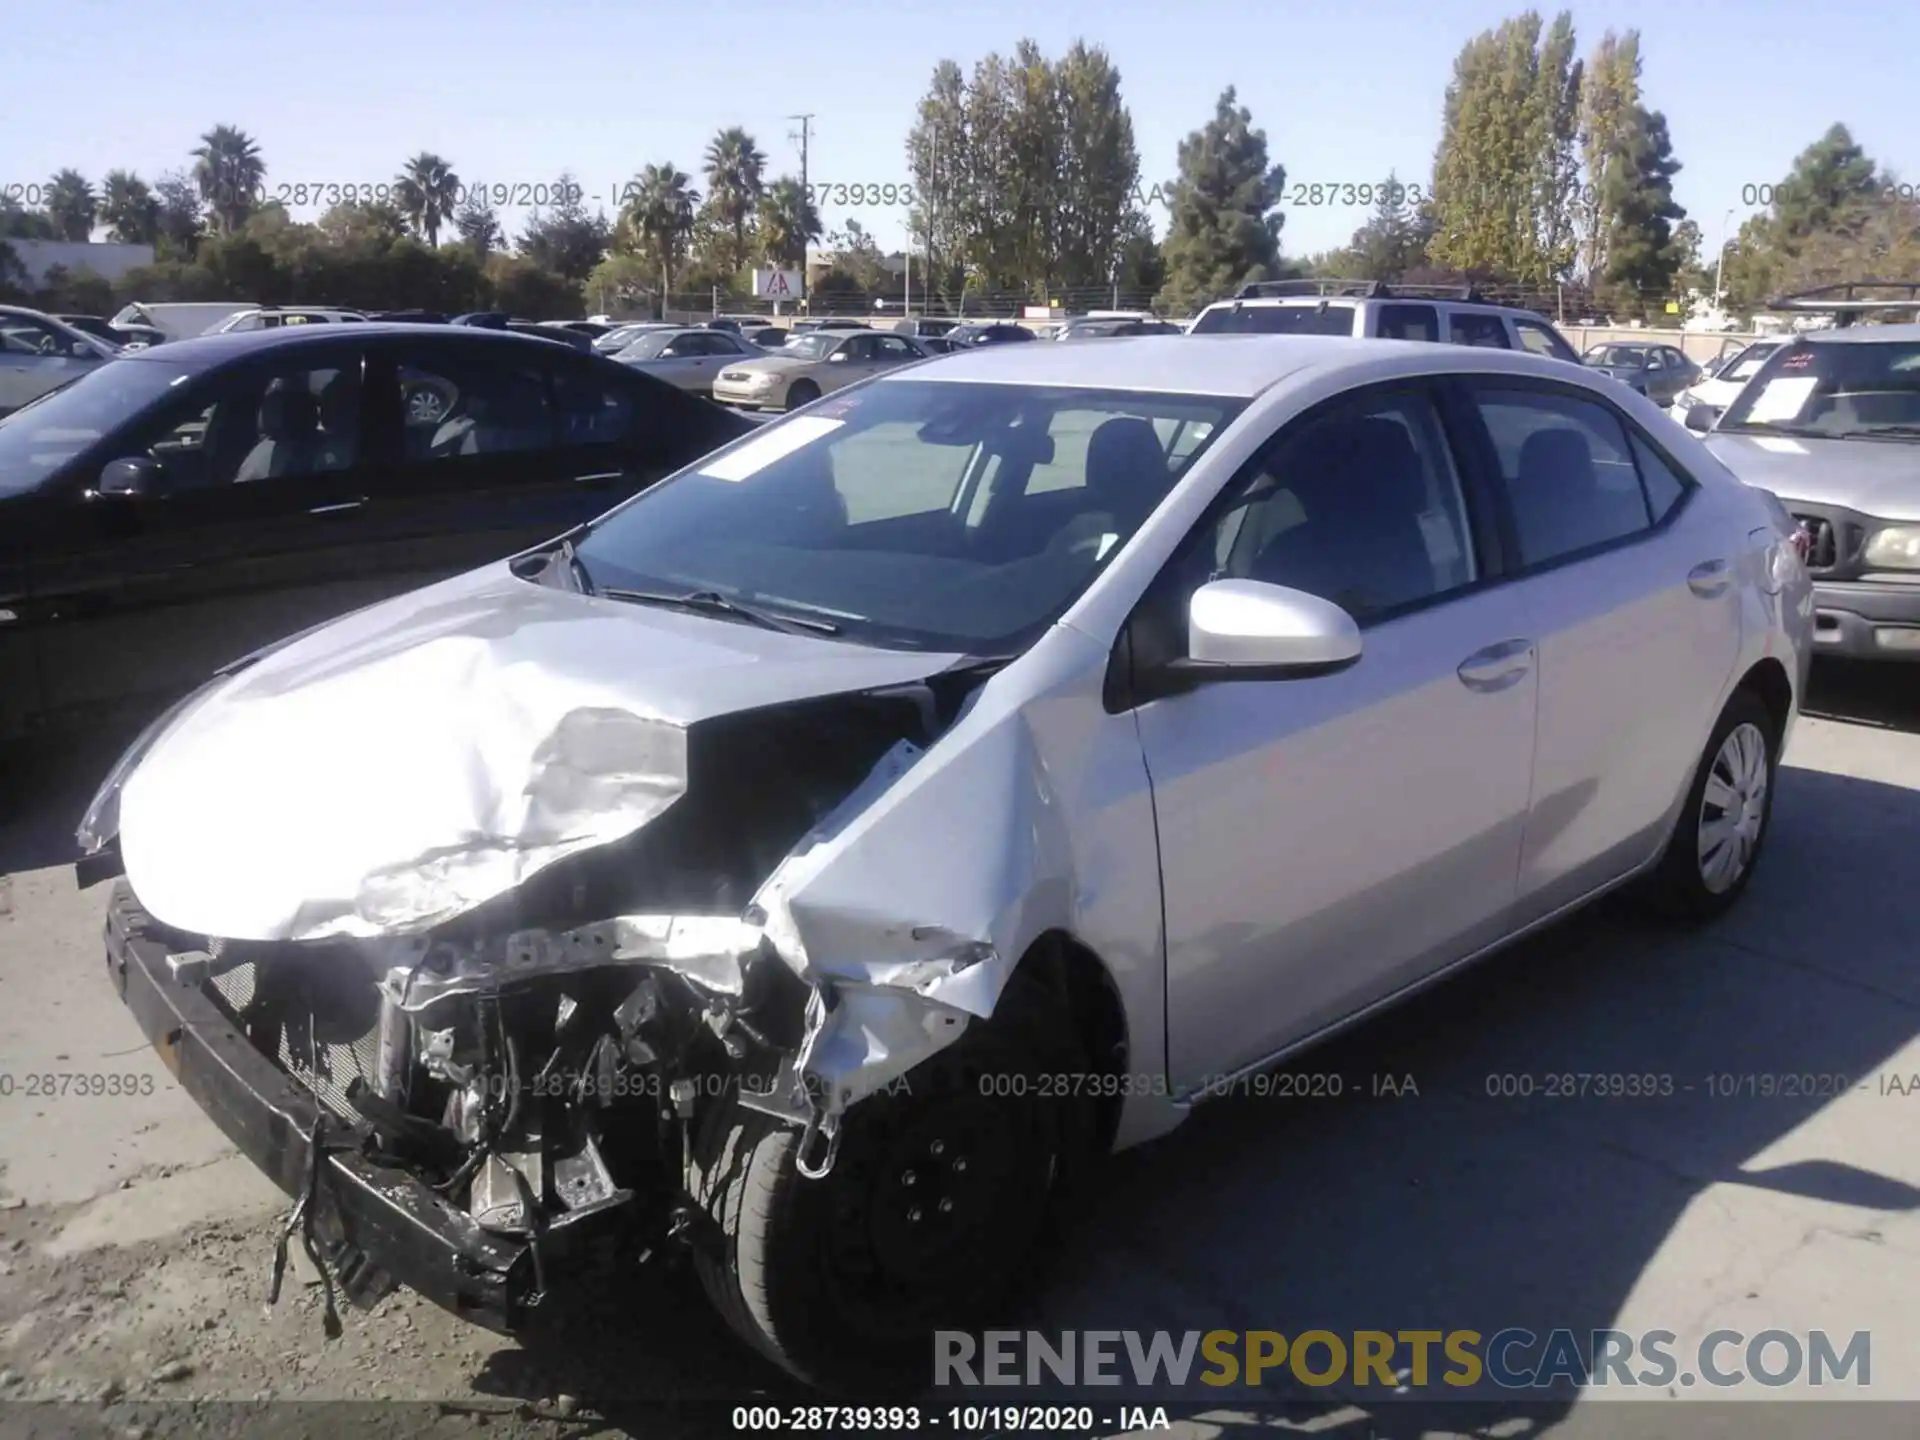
100 170 160 245
191 125 265 234
395 152 462 247
756 177 822 272
621 164 699 299
44 170 97 242
702 127 767 277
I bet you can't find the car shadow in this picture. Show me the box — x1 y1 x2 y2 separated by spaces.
0 721 143 879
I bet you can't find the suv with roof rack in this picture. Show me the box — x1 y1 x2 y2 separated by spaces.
1189 280 1582 364
1692 281 1920 663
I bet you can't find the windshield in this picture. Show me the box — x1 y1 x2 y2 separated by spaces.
573 378 1246 653
1189 304 1356 336
1718 339 1920 439
1586 345 1649 367
0 361 195 495
1722 343 1781 382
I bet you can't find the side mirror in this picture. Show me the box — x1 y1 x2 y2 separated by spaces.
827 350 850 363
1178 579 1362 676
95 457 164 499
1683 403 1719 433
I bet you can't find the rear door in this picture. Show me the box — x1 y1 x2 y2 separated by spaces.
1447 376 1743 925
25 348 386 723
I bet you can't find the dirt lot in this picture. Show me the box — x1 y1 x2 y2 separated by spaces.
4 662 1920 1438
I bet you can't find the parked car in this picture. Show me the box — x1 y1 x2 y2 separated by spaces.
1693 322 1920 662
366 310 450 325
1189 280 1583 363
0 305 120 416
711 328 929 410
54 314 128 346
739 324 787 349
109 324 171 351
206 308 370 334
1668 338 1789 424
540 320 617 338
1056 316 1185 339
0 324 754 741
110 302 258 340
609 325 763 397
450 312 511 329
507 322 593 353
947 322 1037 347
79 334 1806 1394
790 317 869 333
593 322 680 355
893 316 958 339
1581 342 1702 405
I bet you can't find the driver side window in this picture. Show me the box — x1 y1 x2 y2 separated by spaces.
128 363 363 492
397 352 555 461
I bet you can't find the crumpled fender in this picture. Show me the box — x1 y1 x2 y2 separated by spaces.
752 700 1077 1120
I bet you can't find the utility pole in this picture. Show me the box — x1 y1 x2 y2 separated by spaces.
788 113 815 309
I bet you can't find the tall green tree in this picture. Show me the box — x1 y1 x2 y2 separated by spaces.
1577 29 1641 282
1599 105 1688 316
701 127 767 279
1051 41 1144 293
517 172 609 284
1723 124 1882 307
192 125 266 234
1343 173 1432 281
100 170 160 245
44 170 98 241
1156 86 1287 314
395 152 461 247
452 196 503 257
1429 11 1584 286
152 169 205 259
621 164 698 298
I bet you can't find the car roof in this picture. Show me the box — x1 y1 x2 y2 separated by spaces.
1800 322 1920 344
1204 294 1538 319
113 322 581 370
881 332 1609 399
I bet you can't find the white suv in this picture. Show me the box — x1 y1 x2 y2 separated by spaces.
1190 280 1583 364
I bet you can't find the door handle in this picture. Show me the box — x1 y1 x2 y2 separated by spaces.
1457 638 1535 693
308 498 366 516
1688 559 1732 597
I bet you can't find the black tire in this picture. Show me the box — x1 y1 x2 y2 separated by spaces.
785 379 820 410
1643 688 1779 921
689 968 1090 1392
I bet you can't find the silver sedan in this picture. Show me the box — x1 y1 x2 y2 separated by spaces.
0 305 119 415
81 335 1811 1393
608 326 761 397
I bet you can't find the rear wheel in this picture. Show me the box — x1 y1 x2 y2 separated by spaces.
690 968 1089 1392
1643 688 1778 920
785 379 820 410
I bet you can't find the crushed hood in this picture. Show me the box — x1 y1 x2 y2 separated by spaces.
113 562 962 943
1706 432 1920 521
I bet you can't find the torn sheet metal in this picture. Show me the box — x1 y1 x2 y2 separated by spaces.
750 706 1079 1133
109 561 961 943
369 913 765 1013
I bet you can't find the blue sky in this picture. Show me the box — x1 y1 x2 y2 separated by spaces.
4 0 1913 264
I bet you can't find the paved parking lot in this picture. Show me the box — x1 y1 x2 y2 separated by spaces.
2 661 1919 1437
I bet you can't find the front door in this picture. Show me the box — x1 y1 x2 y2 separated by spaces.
1129 383 1539 1090
26 351 384 723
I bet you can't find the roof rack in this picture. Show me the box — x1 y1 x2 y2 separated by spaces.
1768 281 1920 328
1232 279 1486 303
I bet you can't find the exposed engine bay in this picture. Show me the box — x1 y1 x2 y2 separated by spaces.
132 677 993 1290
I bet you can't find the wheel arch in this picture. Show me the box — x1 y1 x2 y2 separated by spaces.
1734 655 1794 746
1005 929 1131 1155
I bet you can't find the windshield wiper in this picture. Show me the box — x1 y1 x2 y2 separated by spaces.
1725 422 1833 438
1830 424 1920 440
598 587 842 636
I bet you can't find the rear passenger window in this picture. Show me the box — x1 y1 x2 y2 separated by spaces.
1630 433 1691 523
1513 318 1578 363
1471 387 1653 567
1377 305 1439 342
1449 313 1510 348
553 369 635 446
400 355 554 460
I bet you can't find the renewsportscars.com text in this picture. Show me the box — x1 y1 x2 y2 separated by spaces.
934 1328 1871 1391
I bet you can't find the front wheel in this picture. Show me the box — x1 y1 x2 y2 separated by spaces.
690 971 1090 1392
1643 688 1779 920
784 379 820 410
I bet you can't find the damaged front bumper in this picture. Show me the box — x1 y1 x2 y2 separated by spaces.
104 882 541 1331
